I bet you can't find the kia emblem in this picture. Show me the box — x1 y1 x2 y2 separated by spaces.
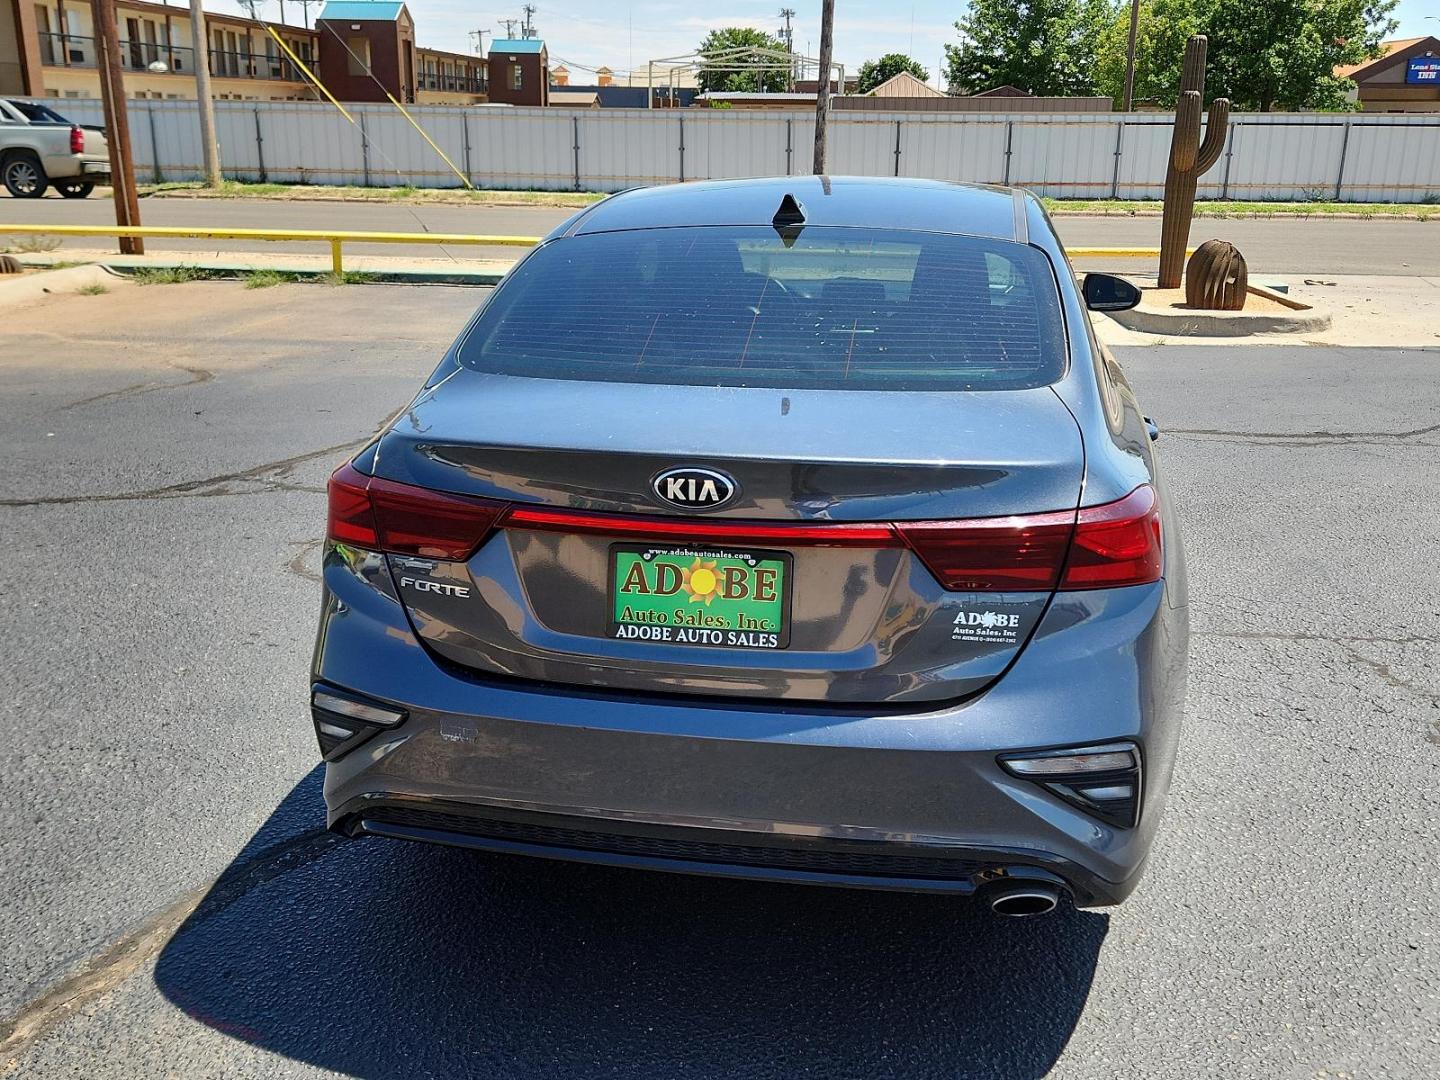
651 467 738 511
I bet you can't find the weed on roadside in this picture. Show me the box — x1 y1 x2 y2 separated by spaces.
244 269 302 288
77 284 109 295
130 266 217 285
4 235 63 254
321 270 376 286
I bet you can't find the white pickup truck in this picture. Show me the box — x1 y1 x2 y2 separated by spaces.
0 98 111 199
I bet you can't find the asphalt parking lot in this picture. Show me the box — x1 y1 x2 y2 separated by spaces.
1 281 1437 1078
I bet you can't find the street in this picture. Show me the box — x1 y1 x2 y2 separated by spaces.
1 280 1436 1078
3 193 1439 276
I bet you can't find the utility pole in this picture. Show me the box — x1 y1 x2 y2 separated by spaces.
520 4 536 39
812 0 833 174
90 0 143 253
1121 0 1141 111
468 29 489 55
779 7 795 90
499 17 518 38
296 0 313 27
188 0 221 186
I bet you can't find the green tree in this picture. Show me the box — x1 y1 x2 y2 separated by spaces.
856 53 931 93
945 0 1119 96
1094 0 1396 111
1095 0 1212 107
1206 0 1396 111
695 27 790 93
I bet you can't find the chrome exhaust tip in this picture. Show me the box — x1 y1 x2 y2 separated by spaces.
988 885 1062 917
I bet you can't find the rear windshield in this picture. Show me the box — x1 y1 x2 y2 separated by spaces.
456 225 1066 392
10 101 69 124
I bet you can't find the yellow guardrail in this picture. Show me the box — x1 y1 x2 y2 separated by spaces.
0 224 543 274
0 223 1170 275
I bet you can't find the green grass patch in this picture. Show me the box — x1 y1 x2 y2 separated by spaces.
130 265 218 285
77 283 109 295
136 181 1436 217
140 180 603 208
243 269 303 289
1042 197 1437 220
321 270 376 286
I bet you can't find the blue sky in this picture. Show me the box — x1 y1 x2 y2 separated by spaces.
211 0 1439 88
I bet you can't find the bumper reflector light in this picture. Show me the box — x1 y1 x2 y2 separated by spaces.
999 742 1141 828
313 690 404 727
311 686 407 760
1002 747 1137 776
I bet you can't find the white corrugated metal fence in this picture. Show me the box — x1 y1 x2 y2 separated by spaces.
37 99 1440 203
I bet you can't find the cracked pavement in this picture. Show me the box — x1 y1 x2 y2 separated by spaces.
0 284 1437 1078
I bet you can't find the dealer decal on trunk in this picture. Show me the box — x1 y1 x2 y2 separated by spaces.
951 609 1023 645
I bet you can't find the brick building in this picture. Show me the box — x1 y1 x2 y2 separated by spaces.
0 0 487 104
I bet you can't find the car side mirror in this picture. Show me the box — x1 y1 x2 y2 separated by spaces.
1082 273 1142 312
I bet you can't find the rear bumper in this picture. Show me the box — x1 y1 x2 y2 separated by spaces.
338 797 1125 901
314 546 1188 907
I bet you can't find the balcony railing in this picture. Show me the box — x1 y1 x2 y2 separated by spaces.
418 72 488 94
37 33 313 83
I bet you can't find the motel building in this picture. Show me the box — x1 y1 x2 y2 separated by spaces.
0 0 496 105
1335 36 1440 113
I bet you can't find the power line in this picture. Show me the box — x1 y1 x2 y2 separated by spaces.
520 4 537 39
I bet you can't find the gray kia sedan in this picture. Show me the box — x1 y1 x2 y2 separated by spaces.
312 176 1187 915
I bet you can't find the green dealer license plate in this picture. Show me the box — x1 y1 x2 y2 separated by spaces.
608 544 792 650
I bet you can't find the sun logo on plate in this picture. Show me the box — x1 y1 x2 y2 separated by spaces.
681 558 720 605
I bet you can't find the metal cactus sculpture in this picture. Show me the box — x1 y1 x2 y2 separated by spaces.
1185 239 1248 310
1159 35 1230 290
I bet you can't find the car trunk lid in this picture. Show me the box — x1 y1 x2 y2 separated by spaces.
364 372 1085 704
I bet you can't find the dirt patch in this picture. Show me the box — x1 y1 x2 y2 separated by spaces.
1139 288 1300 316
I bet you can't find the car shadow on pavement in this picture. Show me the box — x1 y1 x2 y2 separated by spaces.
154 768 1108 1079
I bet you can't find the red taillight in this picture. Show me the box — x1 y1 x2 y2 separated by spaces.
897 486 1161 592
327 462 1161 590
897 509 1075 592
69 125 84 154
327 463 378 548
1061 485 1162 589
327 462 505 561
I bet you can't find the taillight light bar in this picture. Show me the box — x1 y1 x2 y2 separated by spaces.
327 462 1162 591
328 462 506 561
69 125 84 154
502 504 898 547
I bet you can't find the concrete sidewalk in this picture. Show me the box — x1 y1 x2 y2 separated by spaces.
1092 274 1440 348
17 247 514 284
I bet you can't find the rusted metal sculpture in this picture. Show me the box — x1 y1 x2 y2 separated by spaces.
0 255 21 274
1159 36 1230 290
1185 239 1248 310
